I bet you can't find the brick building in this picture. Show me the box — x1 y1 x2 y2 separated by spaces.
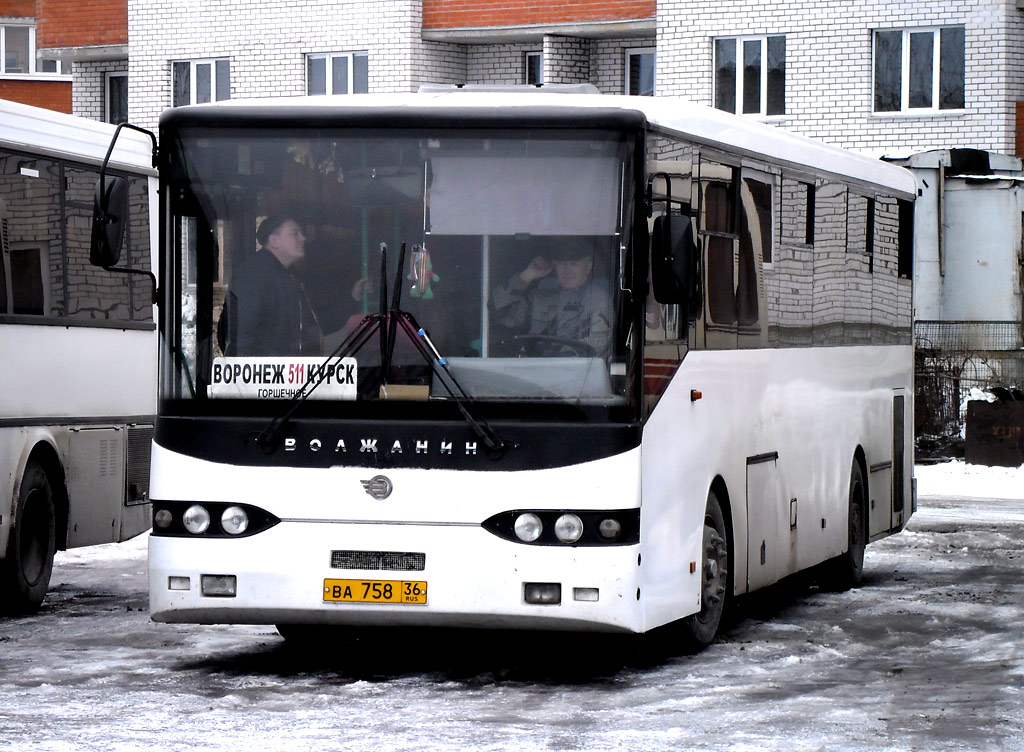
126 0 657 132
0 0 73 113
35 0 128 122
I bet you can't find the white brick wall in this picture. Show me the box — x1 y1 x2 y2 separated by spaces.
129 0 466 132
125 0 1023 155
72 60 127 122
658 0 1024 155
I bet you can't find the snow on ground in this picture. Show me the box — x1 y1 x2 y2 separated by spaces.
1 461 1022 752
915 459 1024 501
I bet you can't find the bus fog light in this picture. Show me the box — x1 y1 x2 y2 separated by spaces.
221 506 249 535
573 587 599 602
154 508 173 529
168 576 190 591
201 574 236 597
524 582 561 605
554 514 583 543
514 513 543 542
598 518 622 540
183 505 211 534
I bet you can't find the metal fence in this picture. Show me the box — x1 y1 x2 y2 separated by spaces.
914 320 1024 437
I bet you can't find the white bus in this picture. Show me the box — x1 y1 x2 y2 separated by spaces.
136 89 916 648
0 99 157 614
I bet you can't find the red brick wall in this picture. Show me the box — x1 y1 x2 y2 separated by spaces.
422 0 655 29
0 81 73 113
0 1 37 18
36 0 127 48
1017 102 1024 158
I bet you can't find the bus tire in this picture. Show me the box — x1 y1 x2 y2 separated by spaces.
823 459 867 590
0 461 57 614
679 490 729 651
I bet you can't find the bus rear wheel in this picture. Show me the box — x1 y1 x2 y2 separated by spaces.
1 461 57 615
679 490 729 651
823 459 867 590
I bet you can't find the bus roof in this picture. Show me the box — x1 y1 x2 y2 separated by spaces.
168 90 917 199
0 98 154 174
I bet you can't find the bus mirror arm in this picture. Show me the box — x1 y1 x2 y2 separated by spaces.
91 122 160 304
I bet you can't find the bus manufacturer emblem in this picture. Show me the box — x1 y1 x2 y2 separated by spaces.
361 475 393 500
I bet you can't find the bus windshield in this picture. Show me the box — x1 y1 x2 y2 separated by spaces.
166 126 637 410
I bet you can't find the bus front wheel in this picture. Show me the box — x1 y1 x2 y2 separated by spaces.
679 490 729 651
0 461 57 614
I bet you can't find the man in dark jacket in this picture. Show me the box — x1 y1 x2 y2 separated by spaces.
220 214 322 356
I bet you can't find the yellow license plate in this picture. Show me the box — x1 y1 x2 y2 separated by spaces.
323 579 428 605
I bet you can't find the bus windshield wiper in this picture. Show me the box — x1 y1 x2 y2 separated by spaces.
256 242 512 456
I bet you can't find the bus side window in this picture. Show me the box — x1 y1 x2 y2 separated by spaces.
701 162 738 326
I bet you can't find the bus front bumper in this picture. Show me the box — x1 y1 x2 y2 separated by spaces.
148 519 644 633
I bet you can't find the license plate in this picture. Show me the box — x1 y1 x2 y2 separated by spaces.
323 578 428 605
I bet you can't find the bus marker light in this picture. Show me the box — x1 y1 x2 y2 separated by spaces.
554 514 583 543
221 506 249 535
573 587 599 602
168 576 190 591
514 513 543 542
598 518 622 540
690 389 703 402
690 562 697 574
183 505 211 535
524 583 561 605
201 575 237 597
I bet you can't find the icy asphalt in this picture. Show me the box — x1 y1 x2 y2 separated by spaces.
0 461 1021 752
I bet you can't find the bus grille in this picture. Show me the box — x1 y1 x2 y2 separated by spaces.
125 424 154 506
330 551 426 571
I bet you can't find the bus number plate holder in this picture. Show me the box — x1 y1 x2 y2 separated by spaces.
323 578 428 605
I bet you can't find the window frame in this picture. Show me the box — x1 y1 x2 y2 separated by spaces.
171 58 231 107
624 47 656 96
105 71 128 125
713 34 786 118
872 26 966 115
524 51 542 85
0 23 71 79
305 51 369 95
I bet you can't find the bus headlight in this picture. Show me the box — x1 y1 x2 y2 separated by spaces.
182 505 211 534
221 506 249 535
554 514 583 543
514 513 543 542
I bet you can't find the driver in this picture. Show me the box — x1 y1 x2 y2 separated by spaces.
490 239 612 358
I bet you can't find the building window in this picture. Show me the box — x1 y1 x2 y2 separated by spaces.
106 72 128 125
714 36 785 116
1 25 70 76
172 59 230 107
873 27 965 113
625 48 655 96
307 52 368 95
524 51 542 85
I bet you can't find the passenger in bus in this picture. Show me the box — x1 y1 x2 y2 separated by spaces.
219 214 323 356
491 240 612 358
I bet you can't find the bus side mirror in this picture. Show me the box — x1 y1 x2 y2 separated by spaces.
651 213 698 313
91 175 128 267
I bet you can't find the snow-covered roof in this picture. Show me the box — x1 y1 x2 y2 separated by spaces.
174 90 917 198
0 97 154 174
